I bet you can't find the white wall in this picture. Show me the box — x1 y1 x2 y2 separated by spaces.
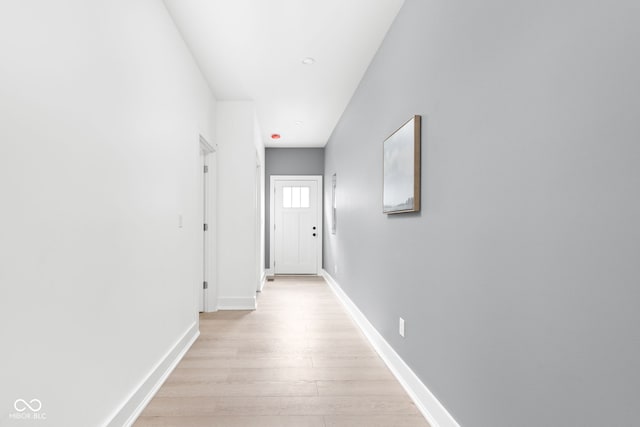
216 101 264 308
254 116 266 288
0 1 215 426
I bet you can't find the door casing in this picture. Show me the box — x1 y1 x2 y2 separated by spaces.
200 135 217 312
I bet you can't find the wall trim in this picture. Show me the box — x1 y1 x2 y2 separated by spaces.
104 321 200 427
321 270 460 427
217 296 257 310
258 271 267 292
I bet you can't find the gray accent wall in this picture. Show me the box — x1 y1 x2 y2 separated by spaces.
265 148 324 268
323 1 640 426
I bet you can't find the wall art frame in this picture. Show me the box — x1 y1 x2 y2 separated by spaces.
383 115 421 214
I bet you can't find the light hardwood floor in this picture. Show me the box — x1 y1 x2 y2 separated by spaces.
134 276 429 427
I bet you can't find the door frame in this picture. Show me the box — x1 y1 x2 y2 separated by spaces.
200 135 217 312
269 175 323 275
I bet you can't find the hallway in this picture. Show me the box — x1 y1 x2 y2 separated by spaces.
134 276 428 427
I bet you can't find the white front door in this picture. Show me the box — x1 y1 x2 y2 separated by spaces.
274 178 321 274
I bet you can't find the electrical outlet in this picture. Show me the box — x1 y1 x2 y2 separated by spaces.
399 317 405 338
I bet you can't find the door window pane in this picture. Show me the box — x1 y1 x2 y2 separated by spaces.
292 187 301 208
301 187 310 208
282 185 311 209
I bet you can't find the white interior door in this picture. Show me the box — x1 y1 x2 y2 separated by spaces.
274 178 320 274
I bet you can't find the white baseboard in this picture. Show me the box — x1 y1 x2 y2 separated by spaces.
258 271 267 292
217 296 257 310
321 270 460 427
104 321 199 427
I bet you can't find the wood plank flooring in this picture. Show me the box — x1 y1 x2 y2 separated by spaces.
134 276 429 427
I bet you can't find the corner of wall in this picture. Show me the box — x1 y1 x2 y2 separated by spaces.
216 101 262 306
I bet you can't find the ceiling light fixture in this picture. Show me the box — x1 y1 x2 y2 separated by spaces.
301 57 315 65
271 133 281 140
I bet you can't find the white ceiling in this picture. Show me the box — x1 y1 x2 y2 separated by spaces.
163 0 405 147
